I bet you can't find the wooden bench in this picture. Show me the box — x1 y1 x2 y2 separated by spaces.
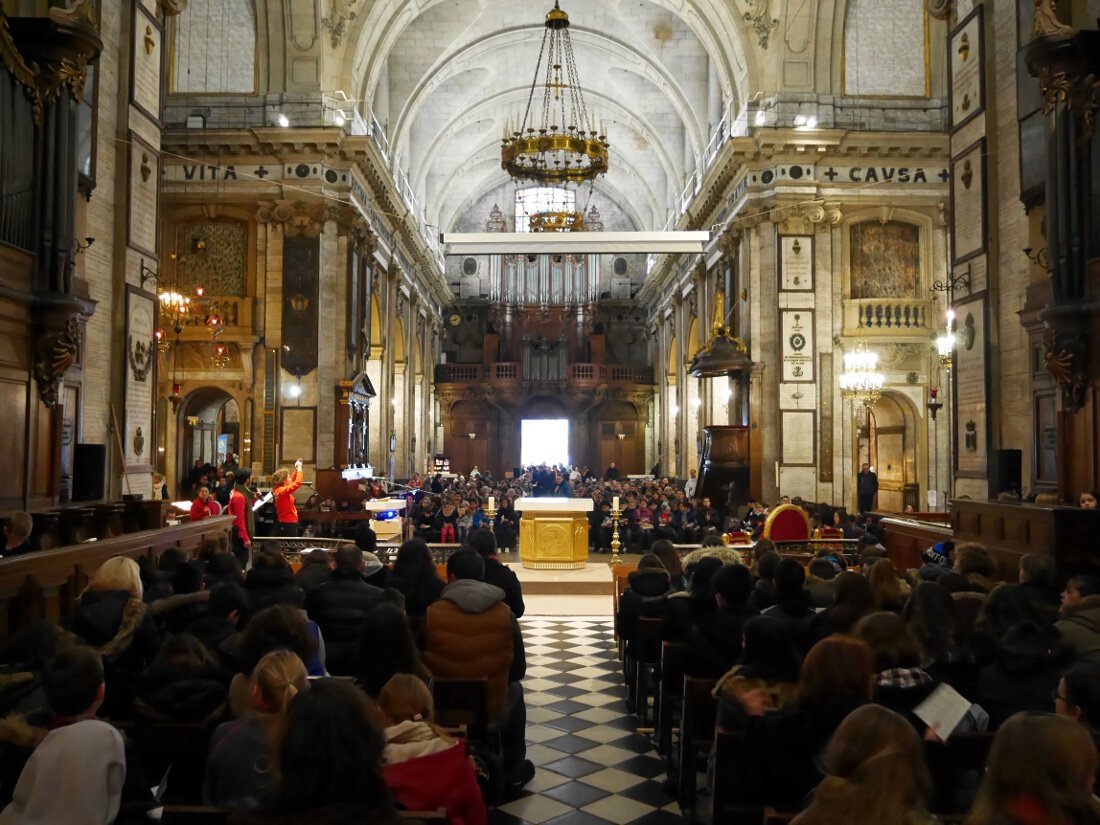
677 676 718 823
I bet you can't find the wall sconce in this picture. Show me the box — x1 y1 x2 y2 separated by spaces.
467 432 476 439
927 386 944 421
74 237 95 256
139 258 160 289
616 433 626 440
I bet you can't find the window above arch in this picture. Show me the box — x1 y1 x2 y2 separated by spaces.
514 188 576 233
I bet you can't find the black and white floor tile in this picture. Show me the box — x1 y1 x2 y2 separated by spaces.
491 618 683 825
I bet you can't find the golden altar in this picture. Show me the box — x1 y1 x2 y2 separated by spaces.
514 497 593 570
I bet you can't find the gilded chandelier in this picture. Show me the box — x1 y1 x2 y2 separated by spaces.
501 2 609 193
839 341 884 406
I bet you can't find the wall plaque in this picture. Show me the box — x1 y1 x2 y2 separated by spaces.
951 140 987 263
130 3 163 125
280 406 317 464
127 131 160 257
781 411 816 465
954 296 989 477
124 286 156 472
781 310 815 382
949 7 984 130
779 235 814 291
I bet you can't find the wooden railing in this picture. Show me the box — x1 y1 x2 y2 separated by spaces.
0 515 233 639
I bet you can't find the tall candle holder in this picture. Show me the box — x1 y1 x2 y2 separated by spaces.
610 504 623 566
485 498 497 535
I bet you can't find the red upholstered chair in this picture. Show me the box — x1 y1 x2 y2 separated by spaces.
762 504 811 542
818 526 842 539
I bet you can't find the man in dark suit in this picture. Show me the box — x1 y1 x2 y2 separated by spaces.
857 463 879 514
605 462 621 481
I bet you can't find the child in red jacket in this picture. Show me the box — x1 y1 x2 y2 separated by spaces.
271 459 304 537
378 674 486 825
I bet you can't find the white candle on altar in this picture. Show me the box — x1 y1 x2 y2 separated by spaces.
488 496 495 510
612 495 620 511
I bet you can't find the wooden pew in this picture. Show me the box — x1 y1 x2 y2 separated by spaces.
677 676 718 823
0 515 232 640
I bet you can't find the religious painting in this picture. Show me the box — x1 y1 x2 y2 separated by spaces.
174 221 248 296
949 7 984 130
951 140 987 263
849 221 921 299
124 286 157 473
954 295 989 477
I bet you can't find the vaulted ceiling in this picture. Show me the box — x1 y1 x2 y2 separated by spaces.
340 0 754 233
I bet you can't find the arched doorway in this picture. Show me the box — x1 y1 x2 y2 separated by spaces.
856 391 920 512
178 387 239 491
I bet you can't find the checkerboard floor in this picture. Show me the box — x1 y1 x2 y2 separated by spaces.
491 618 683 825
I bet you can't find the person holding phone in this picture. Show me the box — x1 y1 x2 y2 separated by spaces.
272 458 305 537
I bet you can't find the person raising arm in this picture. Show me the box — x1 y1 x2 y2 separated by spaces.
272 459 305 537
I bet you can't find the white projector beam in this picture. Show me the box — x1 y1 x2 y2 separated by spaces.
441 231 710 255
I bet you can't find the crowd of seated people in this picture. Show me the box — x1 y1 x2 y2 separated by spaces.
404 464 893 556
614 533 1100 821
0 523 534 823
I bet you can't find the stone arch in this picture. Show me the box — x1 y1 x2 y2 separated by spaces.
857 390 922 512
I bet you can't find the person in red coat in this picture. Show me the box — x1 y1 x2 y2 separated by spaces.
378 674 487 824
227 468 254 567
271 459 304 537
190 486 216 521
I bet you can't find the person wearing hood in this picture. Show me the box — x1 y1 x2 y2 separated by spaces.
133 635 230 725
748 550 781 613
378 674 487 824
760 558 815 652
304 544 385 676
978 620 1063 728
1056 574 1100 666
616 553 672 654
421 550 533 795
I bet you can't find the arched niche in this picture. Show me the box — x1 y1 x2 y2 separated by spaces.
177 385 243 490
856 390 921 513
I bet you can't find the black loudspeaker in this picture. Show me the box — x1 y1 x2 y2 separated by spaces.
72 443 107 502
988 448 1022 499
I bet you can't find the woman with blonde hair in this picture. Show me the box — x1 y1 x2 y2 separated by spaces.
377 673 487 825
64 556 160 716
204 649 308 810
792 705 934 825
966 712 1100 825
868 557 908 613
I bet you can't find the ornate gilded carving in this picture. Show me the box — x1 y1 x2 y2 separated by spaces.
1041 312 1089 413
1026 3 1100 139
743 0 779 48
33 317 81 408
1031 0 1074 39
256 200 333 238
